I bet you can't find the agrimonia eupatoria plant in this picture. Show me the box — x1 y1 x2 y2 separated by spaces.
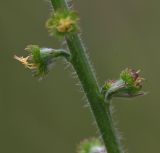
14 0 145 153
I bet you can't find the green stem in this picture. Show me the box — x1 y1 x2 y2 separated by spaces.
53 50 71 61
50 1 123 153
50 0 67 10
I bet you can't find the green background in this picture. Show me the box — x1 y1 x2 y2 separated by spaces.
0 0 159 153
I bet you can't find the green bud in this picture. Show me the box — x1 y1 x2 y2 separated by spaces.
101 80 117 96
102 68 145 100
77 138 106 153
120 68 144 94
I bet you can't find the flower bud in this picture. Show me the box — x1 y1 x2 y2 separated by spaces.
102 68 145 100
90 146 106 153
120 68 144 94
78 138 107 153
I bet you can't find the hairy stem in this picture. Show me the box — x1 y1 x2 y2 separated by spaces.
53 50 71 61
50 0 123 153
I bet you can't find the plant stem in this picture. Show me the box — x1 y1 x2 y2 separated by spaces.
53 50 71 61
50 0 67 10
50 1 123 153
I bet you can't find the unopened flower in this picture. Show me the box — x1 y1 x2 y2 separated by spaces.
120 68 145 94
77 138 107 153
46 9 79 36
101 80 116 95
90 146 106 153
102 68 145 100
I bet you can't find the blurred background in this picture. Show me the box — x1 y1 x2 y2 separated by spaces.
0 0 159 153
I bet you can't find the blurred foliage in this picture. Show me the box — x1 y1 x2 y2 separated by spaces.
0 0 159 153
